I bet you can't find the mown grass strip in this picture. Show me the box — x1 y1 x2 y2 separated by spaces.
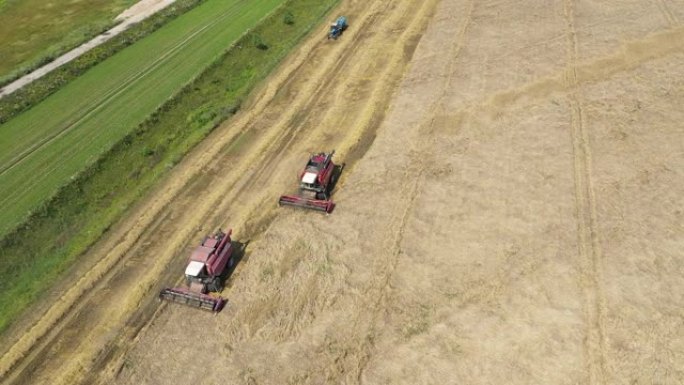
0 0 136 84
0 0 339 335
0 0 207 124
0 0 285 238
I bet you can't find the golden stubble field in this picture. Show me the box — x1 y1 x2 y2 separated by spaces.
1 0 682 384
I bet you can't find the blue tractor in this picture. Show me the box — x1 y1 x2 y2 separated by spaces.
328 16 348 40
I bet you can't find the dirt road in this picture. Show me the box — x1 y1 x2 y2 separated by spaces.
0 0 177 98
1 0 683 384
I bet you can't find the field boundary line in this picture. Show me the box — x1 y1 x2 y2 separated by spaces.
427 26 684 128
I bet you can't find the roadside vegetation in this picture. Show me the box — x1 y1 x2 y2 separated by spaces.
0 0 207 124
0 0 284 238
0 0 135 85
0 0 339 335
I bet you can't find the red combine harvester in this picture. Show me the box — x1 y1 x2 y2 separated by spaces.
159 229 234 312
279 150 338 214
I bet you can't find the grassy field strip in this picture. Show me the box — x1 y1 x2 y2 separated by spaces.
0 0 265 210
0 1 247 175
0 2 253 172
0 0 135 82
0 2 249 188
0 0 284 237
0 0 207 125
0 0 246 168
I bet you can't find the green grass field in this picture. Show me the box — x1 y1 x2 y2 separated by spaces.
0 0 206 124
0 0 136 83
0 0 339 336
0 0 285 238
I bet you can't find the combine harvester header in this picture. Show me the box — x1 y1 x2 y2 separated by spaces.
159 229 235 312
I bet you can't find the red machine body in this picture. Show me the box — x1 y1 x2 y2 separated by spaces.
278 151 338 213
188 231 233 277
159 229 234 312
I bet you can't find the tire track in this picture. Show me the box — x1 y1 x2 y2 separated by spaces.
350 1 475 382
654 0 678 26
563 1 608 383
441 26 684 132
227 0 394 192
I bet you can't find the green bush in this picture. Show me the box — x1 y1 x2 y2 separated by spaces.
250 33 270 50
283 11 295 25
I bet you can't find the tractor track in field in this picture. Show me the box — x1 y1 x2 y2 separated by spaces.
216 0 394 197
0 0 440 383
563 1 608 383
350 1 474 381
655 0 678 26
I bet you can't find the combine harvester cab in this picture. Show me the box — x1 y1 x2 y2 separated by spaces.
279 150 339 214
159 229 234 312
328 16 348 40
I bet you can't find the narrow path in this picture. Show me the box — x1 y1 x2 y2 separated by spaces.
563 0 608 383
0 3 236 178
0 0 177 98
